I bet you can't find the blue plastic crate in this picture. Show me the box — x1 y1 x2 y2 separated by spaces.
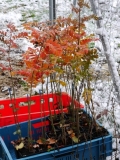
0 116 112 160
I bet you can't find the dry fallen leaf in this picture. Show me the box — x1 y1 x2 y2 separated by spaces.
47 138 57 144
67 129 73 135
15 142 24 150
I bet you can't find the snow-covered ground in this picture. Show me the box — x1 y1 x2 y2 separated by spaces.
0 0 120 159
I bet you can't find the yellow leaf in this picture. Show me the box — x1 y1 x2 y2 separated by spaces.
10 71 16 76
54 67 64 74
71 135 78 143
59 80 67 86
82 88 92 104
15 142 24 150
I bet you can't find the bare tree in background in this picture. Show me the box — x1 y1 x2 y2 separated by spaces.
89 0 120 104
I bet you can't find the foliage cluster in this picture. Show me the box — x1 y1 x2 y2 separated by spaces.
0 0 98 93
0 0 99 150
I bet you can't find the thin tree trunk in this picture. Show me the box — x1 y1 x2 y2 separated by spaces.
89 0 120 104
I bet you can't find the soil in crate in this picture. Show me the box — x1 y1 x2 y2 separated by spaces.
12 109 109 159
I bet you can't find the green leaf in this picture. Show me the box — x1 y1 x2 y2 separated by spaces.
89 42 95 48
54 67 64 74
24 87 29 91
118 43 120 48
13 129 21 135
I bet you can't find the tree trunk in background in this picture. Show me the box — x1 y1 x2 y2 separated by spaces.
89 0 120 104
49 0 56 24
73 0 77 6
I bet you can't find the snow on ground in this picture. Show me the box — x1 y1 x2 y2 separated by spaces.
0 0 120 159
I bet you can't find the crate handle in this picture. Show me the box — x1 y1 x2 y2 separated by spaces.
0 105 4 109
32 120 49 128
31 117 48 124
19 100 35 107
52 150 76 158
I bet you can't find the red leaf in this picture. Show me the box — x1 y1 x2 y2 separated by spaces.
7 23 17 32
31 28 40 39
80 38 92 45
11 42 18 48
0 47 7 54
13 32 28 39
0 63 11 71
40 51 47 59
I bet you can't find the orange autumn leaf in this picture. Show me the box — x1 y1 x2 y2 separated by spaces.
40 51 47 59
68 29 86 39
31 28 40 40
42 63 49 69
80 38 93 45
76 49 89 56
62 55 73 64
13 32 28 39
10 71 16 76
44 70 54 76
45 40 62 56
16 70 34 78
